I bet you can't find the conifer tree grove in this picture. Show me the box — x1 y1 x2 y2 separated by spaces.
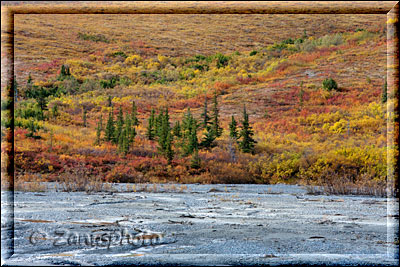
238 105 256 153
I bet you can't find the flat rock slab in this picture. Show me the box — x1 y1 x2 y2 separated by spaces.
1 183 399 266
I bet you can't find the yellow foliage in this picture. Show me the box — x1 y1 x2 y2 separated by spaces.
124 54 142 65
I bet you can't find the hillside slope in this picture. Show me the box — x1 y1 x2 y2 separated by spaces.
2 12 393 195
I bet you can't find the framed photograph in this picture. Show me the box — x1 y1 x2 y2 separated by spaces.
1 1 398 266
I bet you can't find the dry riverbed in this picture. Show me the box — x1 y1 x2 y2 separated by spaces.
1 183 399 266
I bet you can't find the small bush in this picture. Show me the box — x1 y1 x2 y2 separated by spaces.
249 50 258 56
78 32 110 43
322 78 338 91
320 34 343 47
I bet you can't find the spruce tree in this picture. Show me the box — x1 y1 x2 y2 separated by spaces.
107 96 113 107
58 65 71 81
190 147 201 169
238 105 256 153
82 108 87 127
105 108 115 142
125 114 136 146
299 88 304 108
114 106 124 143
200 96 210 129
229 115 238 140
211 90 223 138
200 127 214 149
146 108 156 140
155 110 164 138
26 119 37 138
158 107 170 153
181 108 199 156
165 130 174 165
35 87 48 120
118 127 129 155
200 96 216 149
189 124 199 153
51 105 59 119
95 114 103 146
131 101 139 126
157 107 174 164
173 121 182 138
26 73 33 94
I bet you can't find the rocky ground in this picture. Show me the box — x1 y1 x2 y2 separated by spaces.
1 183 399 266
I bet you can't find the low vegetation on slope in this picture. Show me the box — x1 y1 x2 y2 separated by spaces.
2 20 393 195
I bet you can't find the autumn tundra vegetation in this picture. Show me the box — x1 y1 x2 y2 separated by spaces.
1 14 393 195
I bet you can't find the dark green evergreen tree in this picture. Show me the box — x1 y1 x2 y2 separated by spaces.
107 95 113 107
158 107 170 153
26 119 37 138
118 127 129 155
200 96 210 129
229 115 238 140
211 90 223 138
165 130 174 165
125 113 136 146
114 106 124 143
58 65 71 81
82 107 87 127
157 107 174 164
146 108 156 140
181 108 199 156
51 105 59 119
238 105 256 153
105 108 115 142
190 147 201 169
27 73 32 84
200 127 214 149
155 110 164 138
95 114 103 146
200 96 216 149
173 121 182 138
35 87 48 121
299 88 304 108
131 101 139 126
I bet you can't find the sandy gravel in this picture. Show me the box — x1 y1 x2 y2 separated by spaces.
1 183 399 266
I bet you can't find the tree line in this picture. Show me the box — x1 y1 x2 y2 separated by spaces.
95 91 256 165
